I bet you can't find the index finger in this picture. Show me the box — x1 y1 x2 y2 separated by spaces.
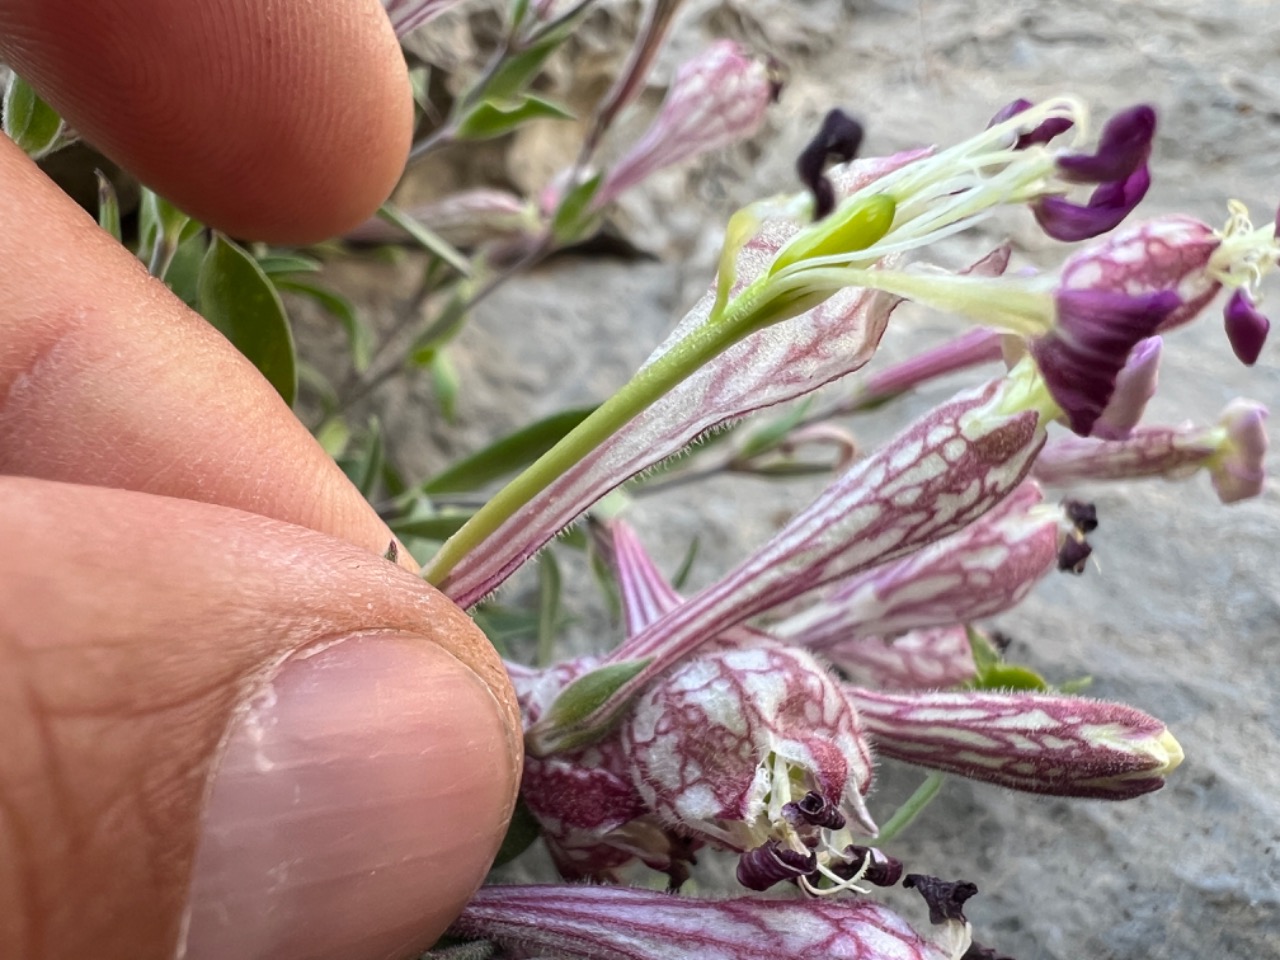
0 0 412 243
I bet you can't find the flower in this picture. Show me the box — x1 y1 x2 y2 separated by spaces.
594 41 778 208
818 626 980 691
381 0 465 37
620 638 877 892
849 687 1183 799
449 884 974 960
773 481 1092 649
1032 398 1269 504
1092 336 1162 440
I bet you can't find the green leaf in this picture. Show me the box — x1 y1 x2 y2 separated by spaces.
542 658 652 731
535 551 563 668
350 418 385 499
550 171 603 246
976 664 1051 692
430 348 460 423
409 285 475 363
95 171 121 243
423 406 596 494
313 417 352 458
736 398 814 460
456 94 574 141
672 537 700 591
256 253 322 276
491 795 541 867
965 625 1001 675
389 512 475 541
473 34 563 104
376 204 470 274
3 74 63 158
197 233 298 405
274 278 374 373
163 231 209 306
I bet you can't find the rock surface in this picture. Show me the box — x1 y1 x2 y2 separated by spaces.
350 2 1280 956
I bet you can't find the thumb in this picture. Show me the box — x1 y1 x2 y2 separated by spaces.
0 477 521 960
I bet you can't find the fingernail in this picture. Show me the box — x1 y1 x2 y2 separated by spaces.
179 632 518 960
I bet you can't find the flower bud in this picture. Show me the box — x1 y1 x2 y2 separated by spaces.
850 687 1184 799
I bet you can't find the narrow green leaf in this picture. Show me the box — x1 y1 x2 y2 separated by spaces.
491 796 541 867
430 348 460 423
409 285 474 363
550 171 603 245
671 537 700 591
975 664 1051 692
352 418 385 499
389 513 475 541
965 625 1001 675
542 658 652 730
474 34 563 104
197 233 298 405
535 551 563 668
376 204 471 274
164 231 209 306
422 406 596 494
313 417 352 458
456 94 575 142
275 278 374 373
3 74 63 158
736 398 814 460
256 253 322 276
95 171 121 243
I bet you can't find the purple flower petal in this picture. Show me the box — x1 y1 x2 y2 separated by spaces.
1031 288 1182 435
1056 104 1156 184
1223 289 1271 365
1092 335 1162 440
1033 163 1151 242
986 98 1074 148
451 884 974 960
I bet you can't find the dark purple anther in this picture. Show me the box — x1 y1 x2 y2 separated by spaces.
987 98 1074 148
841 845 904 887
903 874 980 925
736 840 818 891
797 109 865 219
1056 537 1092 574
962 941 1017 960
784 791 848 831
1063 499 1098 533
1031 288 1182 435
1034 164 1151 242
1057 104 1156 184
1223 289 1271 365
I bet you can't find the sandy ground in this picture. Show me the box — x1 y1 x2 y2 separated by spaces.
323 2 1280 956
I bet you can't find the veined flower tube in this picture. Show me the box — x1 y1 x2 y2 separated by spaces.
381 0 464 37
819 626 980 692
1033 398 1269 503
527 358 1062 755
772 481 1093 650
850 327 1008 412
449 884 973 960
430 151 923 606
428 97 1181 604
850 688 1183 799
593 40 778 209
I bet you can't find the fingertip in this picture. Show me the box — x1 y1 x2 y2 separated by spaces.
0 0 413 243
183 634 521 960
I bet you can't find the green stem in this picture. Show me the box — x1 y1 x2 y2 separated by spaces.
871 772 944 844
424 293 764 585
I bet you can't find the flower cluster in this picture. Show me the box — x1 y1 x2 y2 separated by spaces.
426 93 1276 960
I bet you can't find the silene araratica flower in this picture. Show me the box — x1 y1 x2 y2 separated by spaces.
422 93 1275 960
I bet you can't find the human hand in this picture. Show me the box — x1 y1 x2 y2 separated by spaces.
0 2 521 958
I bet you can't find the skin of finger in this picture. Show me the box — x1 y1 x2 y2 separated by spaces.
0 137 416 569
0 477 522 960
0 0 412 243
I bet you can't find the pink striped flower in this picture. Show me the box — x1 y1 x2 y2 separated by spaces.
450 884 974 960
772 481 1092 649
381 0 465 37
850 687 1183 799
1033 398 1269 503
818 626 980 692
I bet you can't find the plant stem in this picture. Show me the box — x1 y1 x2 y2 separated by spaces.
424 294 765 585
872 772 945 844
